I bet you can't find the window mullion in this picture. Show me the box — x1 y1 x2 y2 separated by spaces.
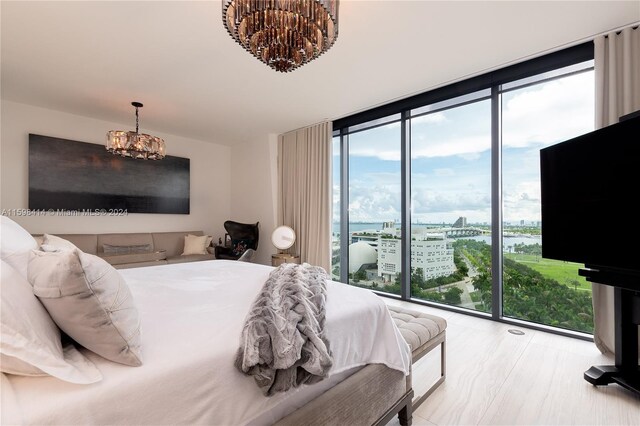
401 111 411 300
339 131 349 284
491 86 503 319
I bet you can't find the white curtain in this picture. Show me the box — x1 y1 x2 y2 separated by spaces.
277 122 332 271
592 26 640 355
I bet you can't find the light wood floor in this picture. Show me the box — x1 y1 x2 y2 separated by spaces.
383 299 640 426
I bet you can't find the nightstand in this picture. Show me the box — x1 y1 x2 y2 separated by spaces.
271 253 301 267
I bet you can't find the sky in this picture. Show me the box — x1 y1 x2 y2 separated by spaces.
334 67 595 225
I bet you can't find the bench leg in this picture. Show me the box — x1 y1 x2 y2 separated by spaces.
413 337 446 410
399 400 413 426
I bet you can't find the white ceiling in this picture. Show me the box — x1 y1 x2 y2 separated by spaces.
2 1 639 146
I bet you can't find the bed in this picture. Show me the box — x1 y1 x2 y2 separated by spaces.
1 258 412 425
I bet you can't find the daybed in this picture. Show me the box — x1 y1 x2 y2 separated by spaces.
34 231 216 269
1 217 416 425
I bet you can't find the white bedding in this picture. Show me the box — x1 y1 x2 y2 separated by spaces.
2 260 410 425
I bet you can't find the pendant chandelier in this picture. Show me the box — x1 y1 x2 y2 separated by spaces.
106 102 166 160
222 0 339 73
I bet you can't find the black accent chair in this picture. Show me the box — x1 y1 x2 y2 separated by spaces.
214 221 259 261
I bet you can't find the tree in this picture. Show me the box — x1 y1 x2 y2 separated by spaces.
411 268 425 289
443 287 463 304
353 269 367 282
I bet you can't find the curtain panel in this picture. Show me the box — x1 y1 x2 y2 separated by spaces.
592 25 640 355
277 122 332 271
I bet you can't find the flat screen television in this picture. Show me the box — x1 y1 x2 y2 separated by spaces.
540 113 640 274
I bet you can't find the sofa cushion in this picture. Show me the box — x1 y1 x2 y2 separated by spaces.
114 260 169 270
152 231 204 258
167 254 215 264
100 251 167 266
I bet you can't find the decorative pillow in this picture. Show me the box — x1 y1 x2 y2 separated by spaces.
103 243 152 255
43 234 79 251
28 248 143 366
101 251 167 266
182 234 210 255
1 259 102 384
0 216 37 278
231 239 252 256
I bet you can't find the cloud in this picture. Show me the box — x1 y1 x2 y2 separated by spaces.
502 72 594 147
333 69 595 224
410 112 447 125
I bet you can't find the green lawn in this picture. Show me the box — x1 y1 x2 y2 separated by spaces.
504 253 590 291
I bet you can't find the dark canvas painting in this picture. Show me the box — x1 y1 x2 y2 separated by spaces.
29 134 190 214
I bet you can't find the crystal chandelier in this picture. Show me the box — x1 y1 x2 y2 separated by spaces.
222 0 339 73
106 102 166 160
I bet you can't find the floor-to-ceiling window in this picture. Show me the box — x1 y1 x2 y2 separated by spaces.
410 91 492 311
331 135 341 281
332 43 595 336
347 116 402 296
500 64 595 333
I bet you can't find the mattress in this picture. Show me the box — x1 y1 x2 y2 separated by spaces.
2 260 410 425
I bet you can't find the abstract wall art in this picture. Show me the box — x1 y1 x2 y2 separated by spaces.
28 134 190 214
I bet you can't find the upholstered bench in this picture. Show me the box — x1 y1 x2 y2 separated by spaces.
387 305 447 409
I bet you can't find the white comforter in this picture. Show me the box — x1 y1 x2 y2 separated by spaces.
2 260 410 425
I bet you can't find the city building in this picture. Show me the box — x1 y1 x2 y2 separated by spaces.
378 234 456 281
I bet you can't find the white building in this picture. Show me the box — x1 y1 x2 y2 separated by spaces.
377 235 456 281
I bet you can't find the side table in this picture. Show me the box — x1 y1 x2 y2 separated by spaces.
272 253 301 267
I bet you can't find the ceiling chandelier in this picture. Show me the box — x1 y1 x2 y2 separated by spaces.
222 0 339 73
106 102 166 160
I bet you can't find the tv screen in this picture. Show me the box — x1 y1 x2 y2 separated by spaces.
540 114 640 273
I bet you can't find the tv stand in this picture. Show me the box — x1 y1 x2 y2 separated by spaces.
579 266 640 396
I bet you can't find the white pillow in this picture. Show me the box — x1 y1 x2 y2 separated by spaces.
0 216 37 278
28 248 143 366
182 234 211 255
43 233 79 251
0 259 102 384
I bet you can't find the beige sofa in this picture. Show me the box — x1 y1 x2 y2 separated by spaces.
39 231 215 269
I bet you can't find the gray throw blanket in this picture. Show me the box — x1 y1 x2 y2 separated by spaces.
235 262 333 396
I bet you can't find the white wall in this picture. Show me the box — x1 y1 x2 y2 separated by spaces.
229 134 278 266
0 100 231 241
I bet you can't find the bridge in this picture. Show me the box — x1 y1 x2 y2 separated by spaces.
419 227 490 238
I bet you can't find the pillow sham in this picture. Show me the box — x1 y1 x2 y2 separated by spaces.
1 259 102 384
182 234 211 255
28 248 143 367
0 216 37 278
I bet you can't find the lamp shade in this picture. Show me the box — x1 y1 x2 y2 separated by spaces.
271 226 296 250
106 102 166 160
